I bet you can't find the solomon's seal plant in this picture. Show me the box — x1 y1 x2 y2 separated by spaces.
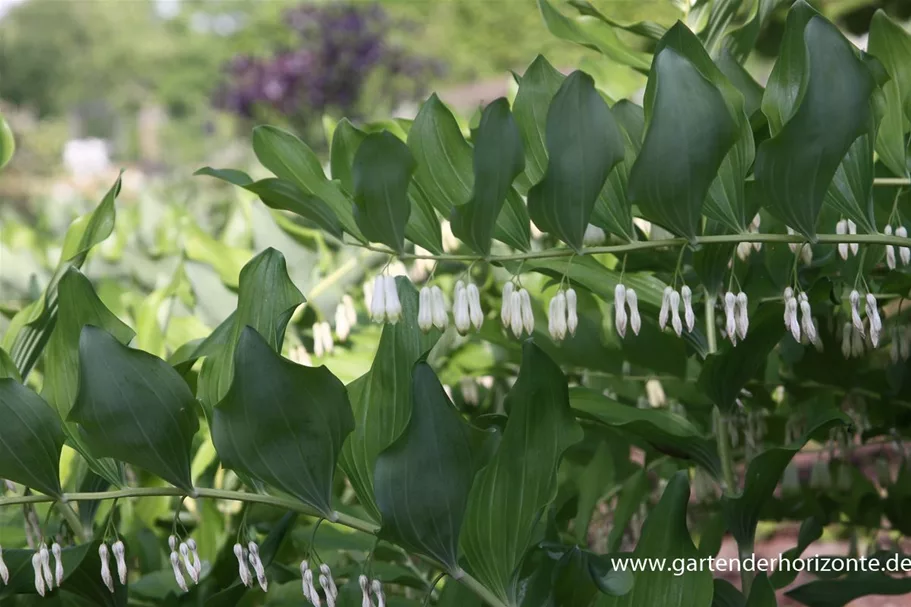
3 1 911 606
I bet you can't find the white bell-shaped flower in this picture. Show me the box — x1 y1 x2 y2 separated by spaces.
614 284 628 338
626 288 641 336
566 288 578 336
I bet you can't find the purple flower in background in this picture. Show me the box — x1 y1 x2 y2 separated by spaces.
214 3 441 136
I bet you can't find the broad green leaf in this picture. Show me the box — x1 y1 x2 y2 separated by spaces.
0 379 64 497
195 167 344 239
712 579 745 607
724 0 788 62
451 98 525 256
71 325 199 492
716 50 765 119
606 468 649 553
694 220 737 298
590 101 643 241
408 94 530 251
547 547 633 606
746 574 776 607
574 441 614 542
629 23 739 241
0 111 14 169
374 362 492 572
353 131 416 254
723 407 849 548
251 125 363 241
770 517 823 587
598 472 713 607
212 326 353 517
514 56 565 186
786 570 911 607
705 119 755 232
461 341 583 603
42 268 133 486
567 0 676 39
571 388 722 479
537 0 652 71
0 347 21 381
756 1 877 239
868 10 911 178
197 248 305 412
823 130 877 233
4 174 121 378
697 303 784 413
339 277 442 521
330 118 368 193
528 71 624 251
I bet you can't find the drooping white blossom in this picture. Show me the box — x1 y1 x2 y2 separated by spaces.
841 323 853 359
735 292 749 340
626 288 641 336
247 542 268 592
170 551 188 592
431 286 449 330
723 292 737 343
467 283 483 329
52 542 64 587
168 535 178 552
865 293 881 347
319 564 337 599
847 220 859 256
112 540 127 585
548 290 568 341
301 561 313 602
359 574 374 607
383 276 402 323
369 275 386 323
335 302 352 341
39 543 53 590
851 324 866 358
501 282 514 327
614 284 628 338
304 568 321 606
798 294 817 345
582 224 606 246
100 543 115 593
885 225 897 269
187 539 201 579
32 552 45 597
320 574 335 607
453 281 471 335
180 542 198 584
418 287 433 332
0 544 8 585
682 285 695 332
509 290 524 338
312 322 334 358
441 220 460 252
669 289 683 337
849 290 864 336
460 377 480 405
519 288 535 335
234 543 252 587
566 288 578 336
897 226 910 265
659 286 672 330
836 220 850 260
371 579 386 607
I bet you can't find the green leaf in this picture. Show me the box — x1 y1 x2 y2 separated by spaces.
724 0 788 62
590 101 643 241
252 125 363 241
330 118 368 193
4 174 122 378
786 570 911 607
353 131 416 254
451 98 525 256
716 50 765 119
537 0 652 71
212 326 353 517
697 303 785 413
514 56 566 186
823 130 877 233
756 1 877 239
598 472 713 607
770 516 823 587
0 111 14 170
0 379 64 497
571 388 722 479
528 71 625 251
461 341 583 603
197 248 305 412
712 579 745 607
705 119 755 233
42 268 134 487
869 10 911 178
71 325 199 493
574 441 615 543
0 347 21 381
722 407 850 548
746 574 776 607
339 277 442 521
374 362 492 572
629 23 739 241
606 468 649 553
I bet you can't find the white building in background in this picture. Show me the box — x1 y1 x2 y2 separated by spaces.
62 138 111 179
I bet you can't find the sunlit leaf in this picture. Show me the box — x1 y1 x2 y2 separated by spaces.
868 10 911 178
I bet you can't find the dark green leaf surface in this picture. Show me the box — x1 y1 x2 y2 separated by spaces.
823 130 876 233
198 248 305 411
0 379 64 497
787 570 911 607
528 71 624 251
450 98 525 255
252 125 363 240
590 101 642 241
339 277 442 521
514 56 565 186
71 325 199 492
723 407 849 547
606 468 649 553
571 388 722 479
574 441 614 543
770 517 824 588
868 10 911 178
461 341 583 602
212 327 353 517
712 579 745 607
756 1 877 239
374 362 492 572
330 118 367 193
598 472 713 607
746 574 777 607
629 23 739 241
697 303 785 413
352 131 416 253
0 347 21 381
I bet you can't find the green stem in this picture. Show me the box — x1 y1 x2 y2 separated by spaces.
2 487 506 607
351 232 911 264
56 501 90 542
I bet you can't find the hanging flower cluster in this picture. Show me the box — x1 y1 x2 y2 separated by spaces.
334 295 357 341
884 224 911 269
168 535 203 592
232 540 267 592
312 321 334 357
659 286 694 336
835 219 859 261
783 287 822 350
360 575 386 607
418 285 451 332
721 291 749 345
369 275 402 324
96 540 128 594
30 542 65 597
453 280 484 335
299 560 338 606
547 288 578 341
613 284 641 338
501 282 534 338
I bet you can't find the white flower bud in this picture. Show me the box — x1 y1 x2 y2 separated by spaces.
582 224 606 245
724 292 737 343
626 288 641 336
300 561 313 602
786 297 800 342
247 549 267 592
360 574 374 607
343 294 357 325
384 276 402 323
304 568 320 606
453 281 471 335
52 542 64 587
187 539 201 578
179 542 198 584
836 220 849 260
659 286 672 330
467 283 483 329
320 564 337 599
897 226 911 265
335 303 351 341
112 540 127 585
565 288 578 335
370 275 386 323
372 579 386 607
885 225 897 269
168 535 178 552
234 543 252 587
32 552 45 597
0 545 8 585
99 543 114 593
170 551 188 592
736 241 752 262
520 288 535 335
669 289 682 336
431 286 449 330
847 220 859 256
849 290 864 335
681 285 695 332
736 292 749 340
614 284 628 338
800 244 813 265
509 291 524 338
417 287 433 332
320 574 334 606
40 543 53 590
841 323 853 359
441 220 460 252
865 293 882 333
549 291 567 341
501 282 514 327
799 299 817 345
